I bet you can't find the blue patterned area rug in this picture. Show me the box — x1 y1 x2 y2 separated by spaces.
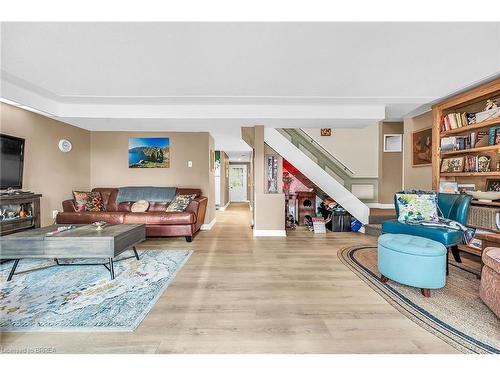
0 250 191 332
338 245 499 354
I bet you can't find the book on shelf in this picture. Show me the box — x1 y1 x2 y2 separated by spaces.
463 155 491 173
458 183 475 193
441 112 473 132
440 131 489 151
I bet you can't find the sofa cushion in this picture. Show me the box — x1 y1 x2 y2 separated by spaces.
123 212 195 225
56 211 126 225
483 247 500 274
131 200 149 212
166 194 195 212
91 188 118 211
116 186 177 204
382 220 463 247
73 191 105 212
148 202 169 212
177 188 201 198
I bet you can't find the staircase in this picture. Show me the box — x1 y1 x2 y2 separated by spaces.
365 208 397 236
264 128 372 224
278 129 379 204
283 159 329 200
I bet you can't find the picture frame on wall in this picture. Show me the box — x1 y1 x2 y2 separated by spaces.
412 127 432 167
383 134 402 152
440 156 464 173
320 128 332 136
128 137 170 168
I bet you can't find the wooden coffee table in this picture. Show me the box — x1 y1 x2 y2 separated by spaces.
0 224 146 281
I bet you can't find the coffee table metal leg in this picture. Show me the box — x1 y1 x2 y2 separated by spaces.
7 259 20 281
133 246 140 260
109 258 115 280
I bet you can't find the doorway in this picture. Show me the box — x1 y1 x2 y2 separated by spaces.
229 164 248 202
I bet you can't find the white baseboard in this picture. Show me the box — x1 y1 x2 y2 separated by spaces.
253 229 287 237
200 218 216 230
218 202 230 211
366 203 395 209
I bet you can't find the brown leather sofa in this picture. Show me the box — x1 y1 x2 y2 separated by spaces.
56 187 208 241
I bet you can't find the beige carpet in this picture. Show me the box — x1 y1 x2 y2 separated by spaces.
338 245 500 354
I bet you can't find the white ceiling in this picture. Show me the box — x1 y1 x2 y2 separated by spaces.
1 22 500 152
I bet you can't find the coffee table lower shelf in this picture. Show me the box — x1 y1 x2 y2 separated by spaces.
6 246 141 281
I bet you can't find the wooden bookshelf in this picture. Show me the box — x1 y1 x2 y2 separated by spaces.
457 244 482 257
440 117 500 136
471 199 500 207
432 78 500 191
441 144 500 156
440 171 500 177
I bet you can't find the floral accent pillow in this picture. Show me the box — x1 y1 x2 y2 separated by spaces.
73 191 105 212
166 194 195 212
396 193 439 222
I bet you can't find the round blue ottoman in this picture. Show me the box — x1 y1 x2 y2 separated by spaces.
377 233 447 297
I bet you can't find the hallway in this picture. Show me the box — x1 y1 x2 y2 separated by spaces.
0 203 456 353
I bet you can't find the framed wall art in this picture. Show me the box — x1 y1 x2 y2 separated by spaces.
128 138 170 168
412 127 432 167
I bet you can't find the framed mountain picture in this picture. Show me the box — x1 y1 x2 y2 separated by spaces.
128 138 170 168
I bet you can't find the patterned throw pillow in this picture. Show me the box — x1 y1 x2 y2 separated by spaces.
166 194 195 212
396 193 439 222
131 200 150 212
73 191 105 212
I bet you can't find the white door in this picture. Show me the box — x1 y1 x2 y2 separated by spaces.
229 165 247 202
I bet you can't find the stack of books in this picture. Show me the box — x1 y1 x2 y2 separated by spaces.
441 112 474 132
440 131 489 151
463 155 490 173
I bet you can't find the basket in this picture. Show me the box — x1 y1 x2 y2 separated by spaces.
467 205 500 231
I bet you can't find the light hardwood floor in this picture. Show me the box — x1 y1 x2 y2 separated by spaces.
0 203 457 354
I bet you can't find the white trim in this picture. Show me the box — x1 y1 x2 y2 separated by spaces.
218 202 230 211
200 218 216 230
253 229 287 237
366 203 395 209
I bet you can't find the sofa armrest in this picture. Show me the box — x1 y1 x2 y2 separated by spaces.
62 199 77 212
186 196 208 232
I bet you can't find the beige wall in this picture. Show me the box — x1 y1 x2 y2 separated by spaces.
252 126 285 232
403 111 433 191
0 103 91 226
378 122 404 204
303 124 379 177
90 131 215 224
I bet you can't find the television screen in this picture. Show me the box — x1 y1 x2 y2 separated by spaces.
0 134 25 190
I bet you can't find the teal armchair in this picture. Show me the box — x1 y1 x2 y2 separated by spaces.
381 193 472 265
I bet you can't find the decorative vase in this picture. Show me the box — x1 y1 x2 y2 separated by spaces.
19 204 27 218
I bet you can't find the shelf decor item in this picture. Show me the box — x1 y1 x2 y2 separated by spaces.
466 191 500 203
441 157 464 173
486 179 500 192
439 181 458 194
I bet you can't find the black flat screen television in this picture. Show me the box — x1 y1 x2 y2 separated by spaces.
0 134 25 190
